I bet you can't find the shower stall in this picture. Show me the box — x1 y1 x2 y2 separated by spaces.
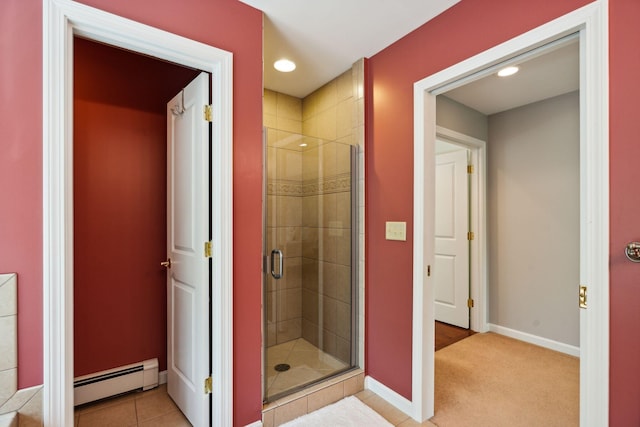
263 128 358 402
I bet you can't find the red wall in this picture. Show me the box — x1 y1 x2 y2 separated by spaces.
6 0 640 424
0 0 43 390
366 0 591 399
366 1 640 425
1 0 263 425
608 0 640 425
73 38 199 376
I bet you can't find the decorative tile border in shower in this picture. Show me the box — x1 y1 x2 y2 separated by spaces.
267 172 352 197
267 179 303 196
302 173 351 196
0 274 43 427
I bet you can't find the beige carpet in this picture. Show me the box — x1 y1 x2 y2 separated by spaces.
431 332 579 427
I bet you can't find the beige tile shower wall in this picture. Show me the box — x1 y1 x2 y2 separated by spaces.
302 70 356 145
264 58 365 369
264 90 302 134
301 141 353 363
299 63 364 365
264 91 304 347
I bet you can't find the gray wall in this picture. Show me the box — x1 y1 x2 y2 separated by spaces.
437 95 488 141
487 91 579 346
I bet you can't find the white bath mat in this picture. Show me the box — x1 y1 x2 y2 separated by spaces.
280 395 394 427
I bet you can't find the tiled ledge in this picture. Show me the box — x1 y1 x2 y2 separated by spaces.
0 274 43 426
262 369 364 427
0 412 17 427
0 274 18 411
0 386 42 427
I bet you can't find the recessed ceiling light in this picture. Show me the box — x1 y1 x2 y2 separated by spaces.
497 66 519 77
299 143 308 147
274 59 296 73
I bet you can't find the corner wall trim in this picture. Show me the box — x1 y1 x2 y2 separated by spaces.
364 376 413 418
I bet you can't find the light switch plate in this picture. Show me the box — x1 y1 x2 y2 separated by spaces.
386 221 406 241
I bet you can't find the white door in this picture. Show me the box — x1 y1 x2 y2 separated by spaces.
166 72 210 426
434 148 470 329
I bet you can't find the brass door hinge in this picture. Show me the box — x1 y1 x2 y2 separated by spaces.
467 165 474 174
467 298 474 308
204 376 212 394
204 104 213 122
579 285 587 309
204 241 212 258
467 231 474 241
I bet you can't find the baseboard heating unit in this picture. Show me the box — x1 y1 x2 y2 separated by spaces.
74 358 158 406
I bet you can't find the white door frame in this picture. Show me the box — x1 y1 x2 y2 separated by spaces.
42 1 234 426
436 127 487 334
412 2 608 426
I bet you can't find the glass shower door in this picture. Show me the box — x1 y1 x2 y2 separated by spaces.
263 128 357 402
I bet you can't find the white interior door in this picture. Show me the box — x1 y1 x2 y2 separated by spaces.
166 72 210 426
434 148 470 328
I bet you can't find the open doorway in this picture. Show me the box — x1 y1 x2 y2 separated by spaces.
73 37 208 425
73 37 198 387
433 37 581 346
411 3 609 425
430 38 581 424
43 3 234 426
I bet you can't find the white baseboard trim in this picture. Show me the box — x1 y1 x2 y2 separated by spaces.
488 324 580 357
158 370 167 385
244 421 262 427
364 375 413 417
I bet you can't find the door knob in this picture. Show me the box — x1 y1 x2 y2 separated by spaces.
625 242 640 262
161 258 172 268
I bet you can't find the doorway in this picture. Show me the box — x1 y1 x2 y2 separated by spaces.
73 38 209 425
72 35 199 390
411 3 609 425
43 2 234 426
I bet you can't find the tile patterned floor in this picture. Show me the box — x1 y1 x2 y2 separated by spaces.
73 333 454 426
75 383 434 427
74 384 191 427
266 338 348 400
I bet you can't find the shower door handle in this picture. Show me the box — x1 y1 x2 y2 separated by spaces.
271 249 283 279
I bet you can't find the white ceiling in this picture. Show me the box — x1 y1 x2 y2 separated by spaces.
239 0 579 114
444 40 579 115
239 0 461 98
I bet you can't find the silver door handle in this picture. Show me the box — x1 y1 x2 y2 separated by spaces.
625 242 640 262
271 249 283 279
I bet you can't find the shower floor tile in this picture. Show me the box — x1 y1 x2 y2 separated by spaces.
266 338 349 399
